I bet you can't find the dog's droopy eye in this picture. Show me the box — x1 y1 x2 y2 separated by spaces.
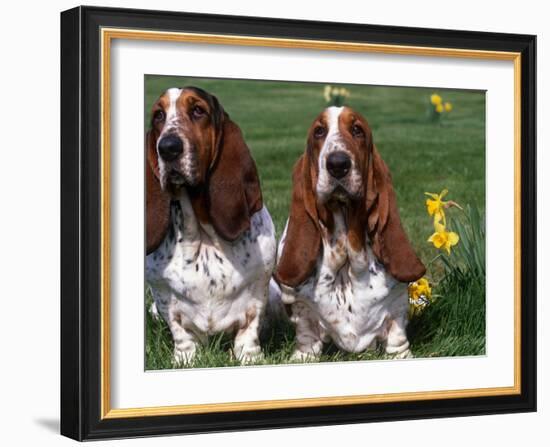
314 126 326 139
351 124 364 138
153 110 165 123
192 105 206 119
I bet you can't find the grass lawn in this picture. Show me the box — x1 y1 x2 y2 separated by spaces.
144 75 486 369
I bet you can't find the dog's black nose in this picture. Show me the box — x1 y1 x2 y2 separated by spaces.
326 151 351 179
158 135 183 162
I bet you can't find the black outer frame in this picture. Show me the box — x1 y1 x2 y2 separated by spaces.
60 5 537 441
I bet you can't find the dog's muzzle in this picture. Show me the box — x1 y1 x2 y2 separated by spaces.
326 151 351 179
158 134 183 162
318 149 362 204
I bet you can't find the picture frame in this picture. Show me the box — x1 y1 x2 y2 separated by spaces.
60 5 536 441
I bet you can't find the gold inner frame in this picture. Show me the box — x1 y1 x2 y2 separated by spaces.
100 27 522 419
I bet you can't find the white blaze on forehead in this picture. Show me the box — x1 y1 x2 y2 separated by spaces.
165 87 182 123
316 106 348 197
319 106 344 161
317 107 344 193
325 106 343 138
157 88 183 160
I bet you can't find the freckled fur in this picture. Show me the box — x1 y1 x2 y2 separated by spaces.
147 194 276 364
277 214 410 359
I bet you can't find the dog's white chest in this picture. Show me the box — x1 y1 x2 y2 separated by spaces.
298 258 407 352
278 213 408 353
146 203 276 334
310 262 406 352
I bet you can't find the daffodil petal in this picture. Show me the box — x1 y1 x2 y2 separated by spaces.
447 231 459 246
432 234 445 248
426 199 439 215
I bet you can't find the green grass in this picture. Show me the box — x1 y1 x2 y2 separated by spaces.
144 75 486 369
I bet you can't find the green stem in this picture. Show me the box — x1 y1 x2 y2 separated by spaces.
426 254 443 268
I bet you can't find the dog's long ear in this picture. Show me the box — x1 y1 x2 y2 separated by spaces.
366 146 425 282
275 155 321 287
146 130 171 254
207 118 262 241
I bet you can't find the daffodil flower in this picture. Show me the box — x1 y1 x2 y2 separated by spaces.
430 93 442 105
425 189 464 227
425 189 449 223
428 221 459 254
435 103 444 113
408 277 433 317
408 277 432 301
444 102 453 112
324 85 332 102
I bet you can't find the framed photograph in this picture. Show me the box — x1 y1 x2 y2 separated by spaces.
60 6 536 441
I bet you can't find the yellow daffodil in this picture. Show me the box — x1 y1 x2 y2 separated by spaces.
408 277 433 317
435 103 444 113
332 87 341 96
430 93 442 105
340 88 350 98
324 85 332 102
444 102 453 112
425 189 448 223
425 189 463 228
428 221 460 254
408 277 432 301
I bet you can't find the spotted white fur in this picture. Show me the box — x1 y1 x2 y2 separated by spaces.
146 190 277 365
276 211 411 361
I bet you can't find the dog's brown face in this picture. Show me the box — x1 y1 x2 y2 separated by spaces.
145 87 263 254
275 105 425 287
306 106 372 206
148 87 224 195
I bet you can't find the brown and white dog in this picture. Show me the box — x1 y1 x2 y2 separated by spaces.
146 87 276 365
274 106 425 360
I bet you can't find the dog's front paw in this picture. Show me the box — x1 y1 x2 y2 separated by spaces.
172 345 197 367
393 348 413 359
234 345 264 365
290 349 320 363
240 351 264 365
387 347 413 360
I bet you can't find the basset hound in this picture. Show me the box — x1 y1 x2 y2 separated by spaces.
274 106 425 361
146 87 277 365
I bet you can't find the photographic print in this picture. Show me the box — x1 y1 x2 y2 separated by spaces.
61 7 535 439
144 75 486 370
